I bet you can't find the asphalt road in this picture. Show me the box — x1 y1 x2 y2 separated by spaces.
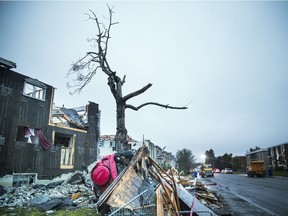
204 173 288 216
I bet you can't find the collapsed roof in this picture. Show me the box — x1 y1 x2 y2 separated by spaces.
51 105 88 129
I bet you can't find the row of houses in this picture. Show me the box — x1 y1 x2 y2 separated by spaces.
98 135 176 168
246 143 288 172
0 57 174 181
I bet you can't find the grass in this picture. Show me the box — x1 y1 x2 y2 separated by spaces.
0 207 101 216
232 171 246 175
233 170 288 178
272 170 288 178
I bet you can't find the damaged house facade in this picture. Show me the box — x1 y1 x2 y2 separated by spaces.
0 57 100 181
267 143 288 170
98 135 139 158
98 136 176 169
142 140 176 168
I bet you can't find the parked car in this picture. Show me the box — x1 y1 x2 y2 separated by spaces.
222 168 233 174
214 168 221 173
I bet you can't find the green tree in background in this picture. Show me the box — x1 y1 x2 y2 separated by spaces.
212 153 233 170
249 146 261 152
176 149 196 175
214 156 222 169
204 149 215 165
232 156 246 172
203 149 244 171
222 153 233 168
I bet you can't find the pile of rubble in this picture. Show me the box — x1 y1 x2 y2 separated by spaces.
181 178 223 211
93 147 219 215
0 146 225 215
0 171 95 213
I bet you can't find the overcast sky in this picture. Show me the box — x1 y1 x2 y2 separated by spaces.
1 1 288 161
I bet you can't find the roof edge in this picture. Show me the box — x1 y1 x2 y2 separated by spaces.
0 57 17 69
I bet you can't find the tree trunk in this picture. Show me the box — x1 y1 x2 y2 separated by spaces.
115 100 128 152
68 8 188 153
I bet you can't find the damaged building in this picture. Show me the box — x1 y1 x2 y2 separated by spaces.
0 58 221 215
0 57 100 182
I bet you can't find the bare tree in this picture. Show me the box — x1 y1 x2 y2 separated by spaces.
67 7 187 152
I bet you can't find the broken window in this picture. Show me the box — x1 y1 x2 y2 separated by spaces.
23 78 46 101
16 126 39 144
16 127 52 150
109 141 116 151
54 132 75 169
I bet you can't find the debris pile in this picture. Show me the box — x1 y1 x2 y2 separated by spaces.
94 146 217 215
0 146 223 215
0 172 95 213
184 180 223 211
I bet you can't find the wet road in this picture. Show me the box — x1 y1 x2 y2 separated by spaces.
207 173 288 216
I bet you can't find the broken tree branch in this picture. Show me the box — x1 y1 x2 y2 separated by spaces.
68 6 188 152
123 83 152 101
125 102 188 111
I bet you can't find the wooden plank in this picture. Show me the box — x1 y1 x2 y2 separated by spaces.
96 146 147 208
175 182 217 216
156 186 164 216
160 178 173 192
107 166 143 210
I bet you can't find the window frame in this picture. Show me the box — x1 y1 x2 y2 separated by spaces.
54 132 75 169
23 78 46 101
